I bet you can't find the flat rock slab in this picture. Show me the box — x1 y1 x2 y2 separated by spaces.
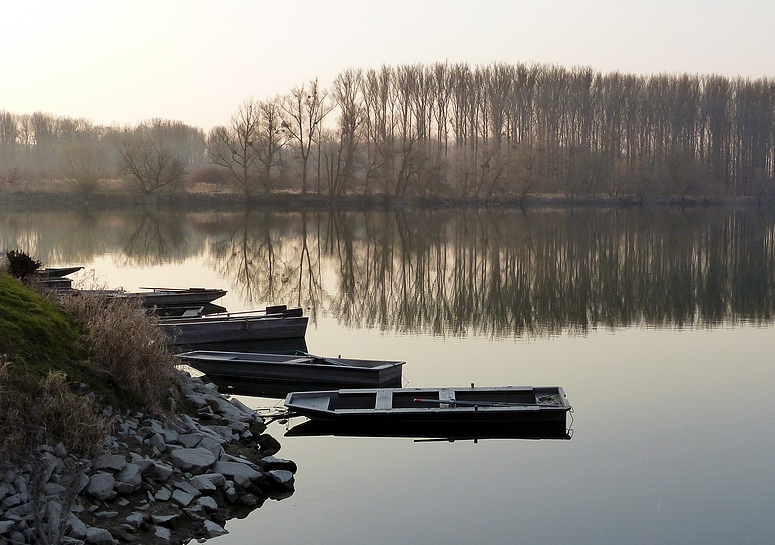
212 461 262 482
169 447 216 474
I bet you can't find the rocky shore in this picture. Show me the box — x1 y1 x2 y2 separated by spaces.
0 371 295 545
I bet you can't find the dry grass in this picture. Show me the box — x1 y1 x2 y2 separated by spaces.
36 371 107 455
58 291 178 412
0 357 104 458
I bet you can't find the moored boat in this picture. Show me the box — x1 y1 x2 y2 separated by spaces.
176 350 404 388
284 386 571 424
36 266 84 278
137 287 227 307
161 306 308 345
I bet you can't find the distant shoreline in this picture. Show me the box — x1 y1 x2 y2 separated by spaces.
1 189 772 212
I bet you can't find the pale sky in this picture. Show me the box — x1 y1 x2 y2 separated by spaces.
1 0 773 131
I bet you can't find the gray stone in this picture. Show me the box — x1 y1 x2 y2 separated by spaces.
240 492 259 506
212 461 261 482
221 453 259 470
197 436 224 459
155 526 171 540
224 484 239 503
160 427 179 444
44 482 67 496
92 454 127 472
179 414 199 433
171 489 194 507
261 455 298 473
228 421 249 433
1 493 23 509
189 475 217 493
94 511 119 518
169 447 215 475
195 496 218 512
125 513 143 529
177 433 202 448
229 397 258 419
85 526 114 544
85 472 115 501
268 469 295 487
149 433 167 453
151 513 179 525
154 487 172 501
115 463 142 492
134 459 154 475
233 473 252 489
199 425 231 443
0 520 15 533
150 461 174 481
203 519 228 538
172 479 200 498
194 472 226 488
185 393 208 408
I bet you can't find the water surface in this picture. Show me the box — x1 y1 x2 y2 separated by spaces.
2 207 773 544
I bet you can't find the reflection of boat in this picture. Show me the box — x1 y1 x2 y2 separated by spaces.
177 350 404 389
284 386 572 425
136 287 227 307
162 306 308 345
285 418 572 441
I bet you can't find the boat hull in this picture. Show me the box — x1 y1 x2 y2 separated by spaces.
162 315 308 345
140 288 227 307
177 351 404 388
284 386 571 425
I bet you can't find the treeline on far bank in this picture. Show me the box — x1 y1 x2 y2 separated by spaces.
1 62 774 203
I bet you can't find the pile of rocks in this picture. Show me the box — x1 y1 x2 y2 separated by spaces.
0 372 296 545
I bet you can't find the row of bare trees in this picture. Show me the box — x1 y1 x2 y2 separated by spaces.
2 62 774 200
314 64 775 200
0 112 207 195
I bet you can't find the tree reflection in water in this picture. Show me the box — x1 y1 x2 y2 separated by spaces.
2 207 773 337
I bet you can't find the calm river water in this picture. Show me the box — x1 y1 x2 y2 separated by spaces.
2 206 774 545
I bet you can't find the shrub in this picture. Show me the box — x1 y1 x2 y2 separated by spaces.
59 292 177 412
6 249 42 278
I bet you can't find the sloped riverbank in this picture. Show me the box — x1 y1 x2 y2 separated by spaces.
0 371 295 545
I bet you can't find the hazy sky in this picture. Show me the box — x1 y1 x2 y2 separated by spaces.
2 0 773 131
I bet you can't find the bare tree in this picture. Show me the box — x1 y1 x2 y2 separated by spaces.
255 97 287 194
206 99 262 201
113 123 188 195
57 140 109 195
282 79 334 194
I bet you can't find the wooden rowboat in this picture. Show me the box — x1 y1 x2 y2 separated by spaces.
284 386 571 424
176 350 404 388
36 266 84 278
161 305 307 345
137 287 227 307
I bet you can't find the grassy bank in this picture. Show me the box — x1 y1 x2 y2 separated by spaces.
0 271 178 459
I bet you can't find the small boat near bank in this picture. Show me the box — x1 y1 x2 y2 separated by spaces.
176 350 404 388
284 386 572 425
136 287 227 307
36 266 84 278
162 305 308 345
